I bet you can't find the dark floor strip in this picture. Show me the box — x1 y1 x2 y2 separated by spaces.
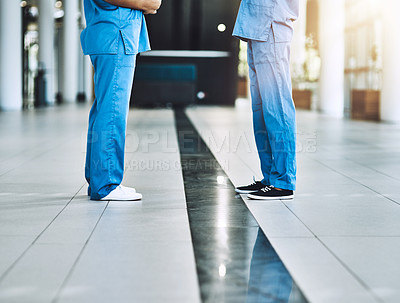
174 109 308 303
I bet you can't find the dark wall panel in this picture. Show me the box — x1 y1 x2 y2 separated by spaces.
135 0 241 106
200 0 241 51
145 0 240 51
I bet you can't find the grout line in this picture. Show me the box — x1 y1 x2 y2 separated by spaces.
315 235 400 238
315 145 400 183
0 183 86 284
186 110 383 303
309 155 400 206
52 201 109 303
236 152 261 179
0 139 75 179
317 239 384 303
279 199 384 303
341 155 400 183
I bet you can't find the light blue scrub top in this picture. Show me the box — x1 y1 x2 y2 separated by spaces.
233 0 299 43
81 0 151 55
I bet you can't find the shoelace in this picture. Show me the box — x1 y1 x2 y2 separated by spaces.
261 186 272 193
250 176 260 186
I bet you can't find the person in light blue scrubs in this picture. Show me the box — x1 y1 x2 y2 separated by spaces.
233 0 299 200
81 0 161 201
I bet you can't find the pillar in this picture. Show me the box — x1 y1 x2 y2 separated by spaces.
38 0 55 104
318 0 345 117
0 0 23 110
62 0 79 102
381 0 400 123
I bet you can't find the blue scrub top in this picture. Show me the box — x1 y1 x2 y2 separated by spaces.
81 0 151 55
233 0 299 43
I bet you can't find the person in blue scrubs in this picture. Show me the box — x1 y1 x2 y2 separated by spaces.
81 0 161 201
233 0 299 200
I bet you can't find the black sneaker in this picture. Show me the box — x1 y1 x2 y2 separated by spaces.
235 180 266 194
247 186 294 200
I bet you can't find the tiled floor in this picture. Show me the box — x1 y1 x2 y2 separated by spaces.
0 105 200 303
187 102 400 303
1 102 400 302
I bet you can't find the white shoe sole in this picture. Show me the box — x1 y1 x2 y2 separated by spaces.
89 185 136 196
247 194 294 200
235 189 259 194
100 193 142 201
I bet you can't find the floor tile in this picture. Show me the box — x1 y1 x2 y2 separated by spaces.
321 237 400 303
284 198 400 236
269 237 379 303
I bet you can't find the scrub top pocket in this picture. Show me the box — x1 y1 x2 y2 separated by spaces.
271 22 294 43
239 0 275 41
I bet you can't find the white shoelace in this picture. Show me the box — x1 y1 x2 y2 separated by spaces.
261 186 272 193
249 176 262 186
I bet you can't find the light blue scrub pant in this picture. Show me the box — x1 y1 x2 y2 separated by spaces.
86 35 136 200
247 38 296 191
246 229 292 302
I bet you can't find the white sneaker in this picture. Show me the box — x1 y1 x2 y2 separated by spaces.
120 185 136 193
100 185 142 201
88 185 135 196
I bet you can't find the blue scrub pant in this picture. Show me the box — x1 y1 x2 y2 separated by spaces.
247 38 296 191
86 35 136 200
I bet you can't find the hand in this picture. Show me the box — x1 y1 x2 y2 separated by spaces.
103 0 161 12
143 0 162 11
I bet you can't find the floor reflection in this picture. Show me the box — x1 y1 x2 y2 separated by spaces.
247 229 308 303
175 109 308 303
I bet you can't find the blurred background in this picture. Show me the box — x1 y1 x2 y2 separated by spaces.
0 0 399 123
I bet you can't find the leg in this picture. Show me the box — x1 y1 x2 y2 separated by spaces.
85 93 98 195
247 41 273 186
252 40 296 190
87 35 136 200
